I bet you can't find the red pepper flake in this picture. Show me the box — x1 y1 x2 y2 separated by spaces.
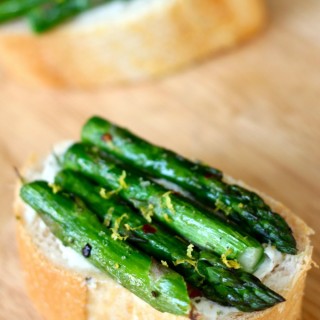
187 284 203 299
204 170 223 180
204 172 215 179
101 133 112 142
142 224 157 234
82 243 92 258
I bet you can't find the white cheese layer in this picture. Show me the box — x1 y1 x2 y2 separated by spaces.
24 141 100 274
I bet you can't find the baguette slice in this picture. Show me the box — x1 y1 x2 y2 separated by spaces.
0 0 267 88
14 146 313 320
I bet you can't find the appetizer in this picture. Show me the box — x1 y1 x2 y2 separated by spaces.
0 0 267 87
16 116 313 320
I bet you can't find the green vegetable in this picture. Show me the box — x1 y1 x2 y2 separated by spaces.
55 169 285 312
62 143 264 273
81 116 297 255
28 0 127 33
0 0 45 22
0 0 129 32
20 181 191 316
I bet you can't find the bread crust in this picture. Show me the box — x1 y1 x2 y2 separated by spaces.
14 163 313 320
0 0 267 88
15 208 88 320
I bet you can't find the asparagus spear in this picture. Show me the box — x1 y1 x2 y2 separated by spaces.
0 0 45 22
81 116 297 255
28 0 126 33
62 143 264 273
55 169 285 312
20 180 191 316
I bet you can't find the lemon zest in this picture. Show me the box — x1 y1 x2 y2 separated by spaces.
99 171 127 200
141 204 154 223
162 191 175 213
163 213 172 223
221 248 241 269
161 260 169 267
124 223 141 231
174 259 197 268
187 244 194 259
103 207 114 227
99 188 117 199
49 183 61 194
111 213 128 241
119 170 128 189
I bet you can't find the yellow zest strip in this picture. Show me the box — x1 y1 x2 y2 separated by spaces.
103 207 114 227
99 170 128 200
119 170 128 189
111 213 129 241
99 188 117 200
141 204 154 223
162 191 175 213
187 244 194 259
221 249 241 269
124 224 142 231
174 259 197 268
161 261 169 267
48 183 61 194
163 213 172 223
174 258 205 278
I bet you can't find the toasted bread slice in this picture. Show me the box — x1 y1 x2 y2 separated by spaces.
0 0 267 88
14 146 313 320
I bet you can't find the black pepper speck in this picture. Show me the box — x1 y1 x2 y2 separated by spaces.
82 243 92 258
151 291 159 298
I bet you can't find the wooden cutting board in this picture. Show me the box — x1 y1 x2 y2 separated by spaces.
0 0 319 319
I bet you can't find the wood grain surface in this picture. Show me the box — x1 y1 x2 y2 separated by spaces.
0 0 319 319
